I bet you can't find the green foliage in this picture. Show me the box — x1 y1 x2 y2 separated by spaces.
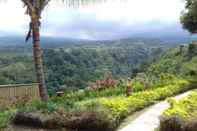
0 76 10 85
52 76 181 103
0 56 36 84
44 47 150 91
146 45 197 80
0 110 16 129
181 0 197 33
51 85 126 104
0 77 194 130
164 91 197 119
1 41 197 130
22 100 59 114
160 91 197 131
0 38 164 93
78 79 192 125
188 42 197 56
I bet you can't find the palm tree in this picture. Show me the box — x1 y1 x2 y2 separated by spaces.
0 0 105 101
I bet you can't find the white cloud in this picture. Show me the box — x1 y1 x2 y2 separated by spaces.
0 0 185 39
47 0 184 23
0 0 28 34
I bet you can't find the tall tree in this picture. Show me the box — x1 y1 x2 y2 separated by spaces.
0 0 104 101
181 0 197 33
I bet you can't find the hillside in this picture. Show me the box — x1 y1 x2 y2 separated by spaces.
0 37 171 93
0 37 196 92
0 42 197 131
144 42 197 80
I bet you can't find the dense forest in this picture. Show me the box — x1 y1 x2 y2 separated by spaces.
0 37 170 94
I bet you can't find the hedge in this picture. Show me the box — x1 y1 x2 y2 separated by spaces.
2 79 196 131
159 91 197 131
98 80 192 125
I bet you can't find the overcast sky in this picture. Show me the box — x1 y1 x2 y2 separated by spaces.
0 0 188 40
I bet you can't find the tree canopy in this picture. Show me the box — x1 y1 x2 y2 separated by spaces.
181 0 197 33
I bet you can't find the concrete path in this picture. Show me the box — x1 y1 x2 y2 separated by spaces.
118 91 192 131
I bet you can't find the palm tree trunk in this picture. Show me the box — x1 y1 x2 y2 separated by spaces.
31 15 49 101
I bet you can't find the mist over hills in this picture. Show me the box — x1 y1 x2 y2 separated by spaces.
0 32 196 48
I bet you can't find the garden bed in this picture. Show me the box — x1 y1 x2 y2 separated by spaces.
0 79 196 131
159 90 197 131
8 79 196 131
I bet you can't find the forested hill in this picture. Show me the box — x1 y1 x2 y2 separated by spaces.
0 36 184 49
0 36 194 94
140 42 197 81
0 36 184 57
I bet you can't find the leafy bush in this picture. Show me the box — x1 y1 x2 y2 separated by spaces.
159 91 197 131
159 115 184 131
23 100 59 113
62 111 115 131
87 74 118 91
0 110 15 129
0 79 193 130
51 85 127 103
163 91 197 119
79 79 192 127
13 111 62 129
52 75 184 105
188 42 197 57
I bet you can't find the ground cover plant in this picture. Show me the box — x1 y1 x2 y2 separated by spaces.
0 78 195 131
159 90 197 131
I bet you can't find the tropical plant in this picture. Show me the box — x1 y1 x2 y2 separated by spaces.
87 73 118 91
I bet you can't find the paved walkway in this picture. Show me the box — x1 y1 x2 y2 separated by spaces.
118 91 192 131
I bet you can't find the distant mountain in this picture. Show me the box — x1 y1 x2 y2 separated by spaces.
134 32 197 44
0 36 26 46
0 33 196 50
0 35 182 47
0 36 76 46
130 23 197 44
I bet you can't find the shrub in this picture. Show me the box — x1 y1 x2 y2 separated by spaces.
62 111 115 131
13 111 62 129
188 42 197 57
163 91 197 119
160 91 197 131
87 74 118 91
159 115 184 131
22 100 59 114
85 79 192 127
183 117 197 131
0 111 15 129
52 85 127 103
159 116 197 131
2 78 193 130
